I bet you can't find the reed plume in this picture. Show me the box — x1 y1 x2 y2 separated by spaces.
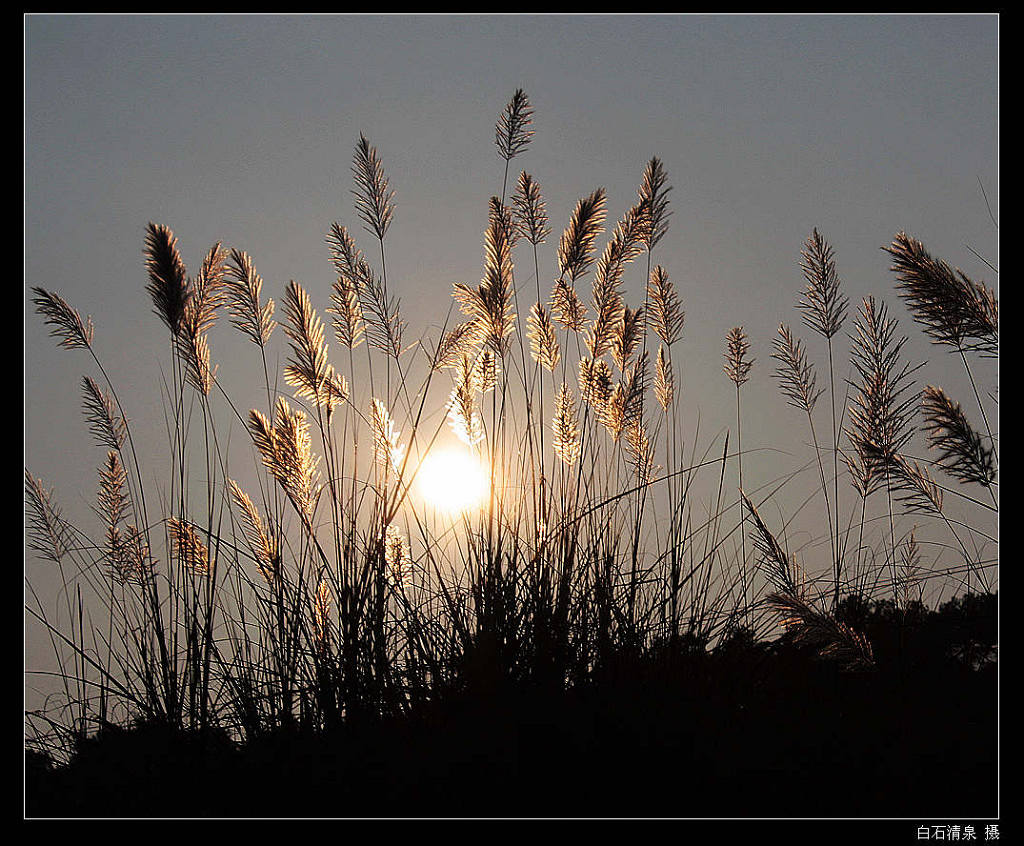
767 591 876 670
31 287 94 350
370 397 406 474
846 296 917 483
167 517 210 576
798 228 848 340
144 222 191 337
654 345 674 412
225 249 276 347
611 305 644 373
384 525 412 589
453 198 517 355
282 280 349 411
447 354 485 447
742 492 874 670
920 385 996 487
795 229 847 611
602 352 647 442
432 322 480 372
723 327 754 386
527 301 560 371
98 451 149 583
637 156 672 251
352 134 395 242
81 376 127 451
625 420 657 483
494 88 534 163
884 231 998 357
248 398 321 522
771 324 821 414
550 278 587 332
552 383 581 465
25 471 70 565
741 491 798 597
512 171 549 245
558 189 607 284
646 265 684 346
896 530 921 611
228 479 279 585
96 450 130 530
578 356 613 410
725 327 754 623
887 452 944 514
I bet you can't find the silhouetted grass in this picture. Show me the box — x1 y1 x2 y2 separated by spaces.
25 89 997 819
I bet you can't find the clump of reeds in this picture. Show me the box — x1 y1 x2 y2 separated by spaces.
24 89 997 776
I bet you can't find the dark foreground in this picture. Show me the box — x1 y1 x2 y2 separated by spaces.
26 595 998 819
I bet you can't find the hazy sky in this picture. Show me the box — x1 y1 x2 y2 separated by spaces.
25 14 998 617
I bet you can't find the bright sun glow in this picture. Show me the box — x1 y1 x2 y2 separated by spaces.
416 448 490 514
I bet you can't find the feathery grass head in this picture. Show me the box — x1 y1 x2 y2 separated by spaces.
352 133 395 241
144 222 191 336
178 330 216 396
654 345 674 412
327 264 366 352
798 228 848 340
884 231 998 356
97 452 151 584
637 156 672 251
550 278 587 332
527 302 560 371
767 591 875 670
771 324 822 414
920 385 996 487
578 356 613 410
168 239 226 395
723 326 754 387
248 399 321 521
225 249 276 347
96 450 130 529
741 492 798 597
432 322 480 372
602 352 647 442
512 171 549 245
384 525 412 589
743 491 875 669
31 287 94 350
446 352 490 447
495 88 534 162
584 212 645 360
888 453 944 514
611 305 644 373
370 397 406 475
558 188 607 283
167 517 210 576
452 199 517 355
646 265 684 346
552 383 581 465
845 296 917 480
625 420 657 483
182 241 228 339
81 376 126 450
282 280 348 411
25 470 70 565
228 479 279 585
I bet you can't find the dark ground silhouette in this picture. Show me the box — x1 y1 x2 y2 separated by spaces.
25 593 997 819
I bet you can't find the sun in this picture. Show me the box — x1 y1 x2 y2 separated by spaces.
416 447 490 514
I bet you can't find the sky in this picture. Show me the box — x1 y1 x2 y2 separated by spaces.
24 14 998 679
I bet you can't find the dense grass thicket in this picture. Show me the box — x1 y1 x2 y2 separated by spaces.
25 90 998 818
